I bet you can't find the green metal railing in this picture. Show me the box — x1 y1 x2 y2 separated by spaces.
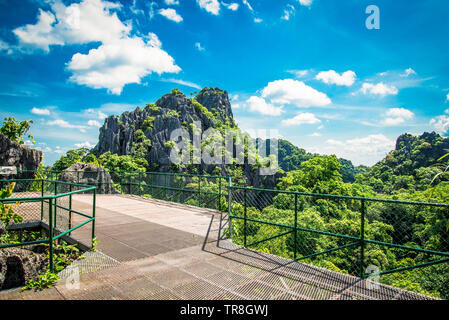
0 179 96 272
228 184 449 283
12 169 449 297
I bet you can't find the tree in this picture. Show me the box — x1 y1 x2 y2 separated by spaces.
0 117 34 145
52 148 90 172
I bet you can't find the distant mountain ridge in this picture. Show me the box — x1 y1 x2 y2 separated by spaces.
357 131 449 193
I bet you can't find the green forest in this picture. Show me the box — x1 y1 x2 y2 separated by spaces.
2 111 449 298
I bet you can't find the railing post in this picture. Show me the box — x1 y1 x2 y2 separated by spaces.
128 175 131 195
360 199 366 279
294 193 298 261
68 184 73 235
48 198 54 273
97 168 102 194
228 176 233 240
218 177 222 211
164 174 167 200
244 188 247 247
40 179 44 221
54 182 57 231
198 176 201 207
139 172 142 196
92 188 96 248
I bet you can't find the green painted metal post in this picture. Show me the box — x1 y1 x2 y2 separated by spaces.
128 175 131 195
244 188 247 247
139 172 142 196
97 168 102 195
360 199 366 279
54 182 57 231
198 176 201 207
218 177 222 211
294 193 298 261
228 177 232 240
48 198 54 273
164 174 167 200
40 179 44 221
68 184 72 236
92 188 96 247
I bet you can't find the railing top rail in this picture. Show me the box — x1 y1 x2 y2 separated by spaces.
16 170 229 180
0 178 96 200
230 185 449 208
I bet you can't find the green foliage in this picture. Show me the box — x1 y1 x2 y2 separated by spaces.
98 152 146 174
358 132 449 193
166 110 180 117
52 148 91 173
171 88 183 96
190 98 215 120
0 117 34 145
22 271 59 291
141 116 155 131
164 141 176 149
0 182 23 228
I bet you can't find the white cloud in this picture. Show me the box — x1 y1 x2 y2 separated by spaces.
161 78 202 89
31 107 51 115
401 68 417 77
67 35 181 94
158 8 183 22
430 115 449 134
281 4 295 20
308 132 322 137
324 134 395 165
222 2 239 11
165 0 180 5
261 79 331 108
254 17 262 23
48 119 87 132
197 0 221 15
287 69 308 78
87 120 101 127
242 0 254 11
75 141 95 148
195 42 205 51
316 70 356 86
298 0 313 6
282 112 321 126
446 93 449 101
382 107 414 126
13 0 128 52
361 82 398 96
246 96 283 116
9 0 181 95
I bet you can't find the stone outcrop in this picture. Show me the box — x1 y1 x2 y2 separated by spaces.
60 162 118 194
0 246 48 290
0 134 42 179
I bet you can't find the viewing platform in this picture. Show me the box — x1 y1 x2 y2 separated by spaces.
0 194 435 300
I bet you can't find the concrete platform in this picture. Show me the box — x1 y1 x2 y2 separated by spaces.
0 195 435 300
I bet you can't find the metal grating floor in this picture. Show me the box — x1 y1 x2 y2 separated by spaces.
0 194 437 300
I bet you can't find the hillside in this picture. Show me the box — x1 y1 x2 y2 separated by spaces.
357 131 449 193
93 87 364 186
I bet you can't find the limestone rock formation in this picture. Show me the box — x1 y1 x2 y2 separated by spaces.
0 133 42 179
94 87 282 189
60 162 118 194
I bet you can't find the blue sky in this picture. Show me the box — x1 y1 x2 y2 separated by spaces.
1 0 449 166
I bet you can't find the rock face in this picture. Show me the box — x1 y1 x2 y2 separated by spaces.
94 87 282 188
0 246 48 290
0 134 42 179
60 163 118 194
